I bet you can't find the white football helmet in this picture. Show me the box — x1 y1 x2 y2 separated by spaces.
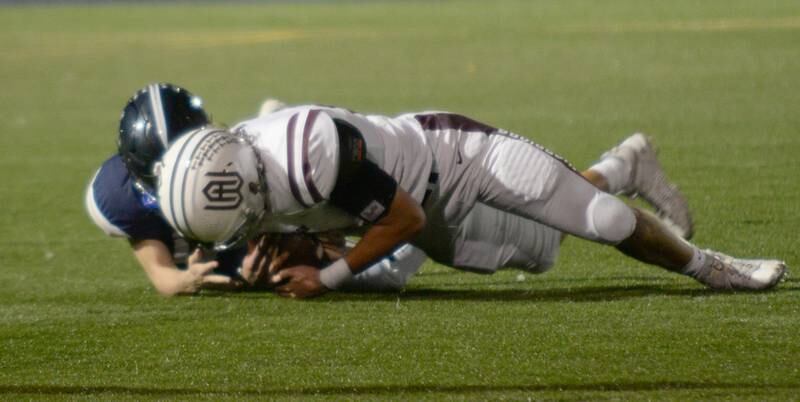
156 127 267 250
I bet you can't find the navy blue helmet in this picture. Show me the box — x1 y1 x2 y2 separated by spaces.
117 83 209 191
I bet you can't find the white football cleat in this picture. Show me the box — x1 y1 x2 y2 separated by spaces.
603 133 694 239
691 250 787 290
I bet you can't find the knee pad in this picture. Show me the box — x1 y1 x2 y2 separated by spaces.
586 193 636 244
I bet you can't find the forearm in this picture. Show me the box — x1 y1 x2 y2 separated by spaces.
272 185 425 297
143 266 196 297
131 239 198 297
345 189 425 273
344 221 422 272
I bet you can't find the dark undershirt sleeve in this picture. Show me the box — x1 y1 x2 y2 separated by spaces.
328 118 397 223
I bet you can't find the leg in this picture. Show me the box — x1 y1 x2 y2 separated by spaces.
581 169 610 193
416 115 785 290
616 208 786 290
450 203 562 274
564 168 611 242
478 134 634 243
585 148 692 269
616 208 693 271
476 134 785 290
447 157 619 273
586 137 785 288
589 133 694 239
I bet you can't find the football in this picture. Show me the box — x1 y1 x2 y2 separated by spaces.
273 233 327 268
242 233 329 290
254 232 328 271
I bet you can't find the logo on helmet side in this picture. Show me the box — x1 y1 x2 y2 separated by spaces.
203 171 243 210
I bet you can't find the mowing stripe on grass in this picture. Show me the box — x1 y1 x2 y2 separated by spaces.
556 16 800 34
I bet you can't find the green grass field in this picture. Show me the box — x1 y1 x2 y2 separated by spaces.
1 1 799 400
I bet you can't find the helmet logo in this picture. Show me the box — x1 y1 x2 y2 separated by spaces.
202 170 243 210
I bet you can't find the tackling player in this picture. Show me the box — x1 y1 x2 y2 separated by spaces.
157 104 786 299
85 83 246 295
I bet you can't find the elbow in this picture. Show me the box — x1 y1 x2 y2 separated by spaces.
406 207 426 238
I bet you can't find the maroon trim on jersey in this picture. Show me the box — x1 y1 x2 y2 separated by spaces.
286 113 310 208
413 113 498 134
492 129 580 174
302 109 325 203
414 112 580 174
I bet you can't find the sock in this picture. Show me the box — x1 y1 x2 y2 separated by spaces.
681 247 708 276
589 156 630 194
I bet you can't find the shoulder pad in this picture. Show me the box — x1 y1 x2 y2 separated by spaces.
246 107 340 214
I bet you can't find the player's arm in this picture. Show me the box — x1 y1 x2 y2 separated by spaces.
271 112 424 297
85 157 243 296
341 188 425 274
131 239 243 296
271 165 425 298
318 233 426 291
326 116 425 275
271 189 424 298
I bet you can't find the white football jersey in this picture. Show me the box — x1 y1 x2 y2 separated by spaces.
325 108 433 204
233 105 433 233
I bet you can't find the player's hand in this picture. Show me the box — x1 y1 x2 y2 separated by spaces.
270 265 327 299
200 273 245 292
240 239 289 289
317 231 346 261
184 248 243 293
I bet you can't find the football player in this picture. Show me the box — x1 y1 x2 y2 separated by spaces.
85 85 424 295
157 104 787 299
85 83 247 295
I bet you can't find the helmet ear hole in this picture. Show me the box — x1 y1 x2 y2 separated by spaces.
118 83 210 190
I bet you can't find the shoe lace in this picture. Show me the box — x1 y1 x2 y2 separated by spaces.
709 253 759 279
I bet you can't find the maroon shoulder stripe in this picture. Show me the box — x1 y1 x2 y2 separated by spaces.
302 109 325 203
286 113 310 208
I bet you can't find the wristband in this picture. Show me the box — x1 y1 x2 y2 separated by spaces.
319 259 354 290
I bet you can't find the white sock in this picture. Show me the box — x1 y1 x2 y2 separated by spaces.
681 247 708 276
589 156 630 194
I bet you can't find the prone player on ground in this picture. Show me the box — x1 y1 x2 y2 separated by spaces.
240 132 693 291
157 103 787 299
